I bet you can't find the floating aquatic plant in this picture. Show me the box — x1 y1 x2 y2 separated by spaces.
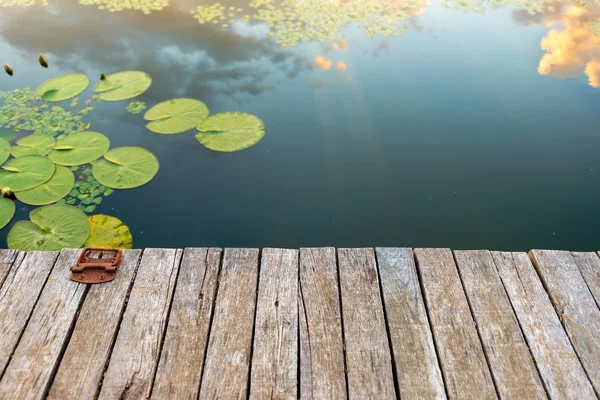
85 214 133 249
0 138 10 164
36 74 90 102
0 197 15 229
0 155 55 191
94 71 152 101
144 98 209 134
49 131 110 166
15 165 74 206
127 101 147 114
92 147 159 189
196 112 265 152
11 134 56 158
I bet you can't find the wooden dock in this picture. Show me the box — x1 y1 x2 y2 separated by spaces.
0 247 599 399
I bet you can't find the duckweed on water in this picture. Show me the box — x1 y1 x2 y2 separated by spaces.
127 101 147 114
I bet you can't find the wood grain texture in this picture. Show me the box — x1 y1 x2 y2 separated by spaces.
414 248 497 400
571 252 600 311
338 248 395 399
0 251 54 376
530 250 600 395
299 247 347 400
98 248 182 400
47 250 142 400
152 248 222 400
0 249 19 289
0 249 86 399
454 250 547 400
199 248 260 400
250 248 298 400
375 247 446 400
492 252 596 399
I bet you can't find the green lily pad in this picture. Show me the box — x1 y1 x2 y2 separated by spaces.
48 131 110 166
36 74 90 102
0 156 55 191
144 98 209 134
7 204 90 251
0 197 15 229
15 166 75 206
11 134 56 158
0 138 10 165
94 71 152 101
92 147 159 189
195 112 265 152
85 214 132 249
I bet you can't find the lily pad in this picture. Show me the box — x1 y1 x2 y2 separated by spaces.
0 138 10 165
94 71 152 101
36 74 90 102
0 156 55 191
7 204 90 251
0 197 15 229
11 134 56 158
195 112 265 152
48 131 110 166
144 98 209 134
85 214 133 249
15 165 75 206
92 147 159 189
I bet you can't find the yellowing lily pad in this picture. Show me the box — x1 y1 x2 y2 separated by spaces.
195 112 265 152
144 98 209 134
85 214 133 249
0 138 10 165
0 197 15 229
36 74 90 102
48 131 110 166
94 71 152 101
15 165 75 206
11 134 56 158
92 147 159 189
0 155 55 191
7 204 90 251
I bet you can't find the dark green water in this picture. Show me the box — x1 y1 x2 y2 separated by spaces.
1 0 599 250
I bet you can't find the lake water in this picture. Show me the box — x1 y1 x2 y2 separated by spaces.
0 0 599 250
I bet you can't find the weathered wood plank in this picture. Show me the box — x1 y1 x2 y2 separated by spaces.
98 248 182 400
492 252 596 399
299 247 346 400
199 248 260 400
454 250 547 399
375 247 446 400
0 251 54 376
338 248 395 399
152 248 222 399
250 248 298 400
571 252 600 310
47 250 142 400
0 249 87 399
530 250 600 395
0 249 19 289
414 248 497 400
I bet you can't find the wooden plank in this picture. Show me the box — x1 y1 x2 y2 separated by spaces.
250 248 298 400
571 252 600 310
454 250 547 399
0 249 87 399
47 250 142 400
198 248 260 400
492 251 596 399
152 248 222 399
530 250 600 395
0 251 55 376
375 247 446 400
98 248 182 400
0 249 19 289
298 247 346 400
414 248 497 400
337 248 395 399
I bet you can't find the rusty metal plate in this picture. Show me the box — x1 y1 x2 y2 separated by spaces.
70 248 122 284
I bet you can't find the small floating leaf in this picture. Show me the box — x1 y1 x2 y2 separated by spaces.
144 98 209 134
0 156 55 191
11 134 56 158
85 214 132 249
0 197 15 229
4 65 13 76
195 112 265 152
48 131 110 166
15 165 75 206
0 138 10 165
92 147 159 189
94 71 152 101
7 204 90 251
39 54 48 68
36 74 90 102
